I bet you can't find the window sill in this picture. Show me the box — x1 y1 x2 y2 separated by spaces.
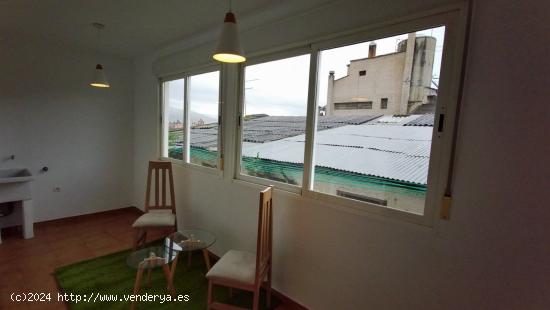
232 176 302 196
159 157 223 179
302 189 433 227
232 176 433 229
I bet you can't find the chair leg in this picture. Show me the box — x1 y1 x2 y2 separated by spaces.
252 286 260 310
140 230 147 247
207 280 213 310
266 266 272 307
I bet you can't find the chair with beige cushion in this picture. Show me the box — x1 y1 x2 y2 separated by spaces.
206 186 273 310
133 161 176 250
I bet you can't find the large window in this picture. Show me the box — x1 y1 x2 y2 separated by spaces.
313 27 445 215
238 54 310 188
161 70 220 169
162 7 466 224
234 21 459 221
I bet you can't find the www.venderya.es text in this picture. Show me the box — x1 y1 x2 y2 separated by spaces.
10 292 190 304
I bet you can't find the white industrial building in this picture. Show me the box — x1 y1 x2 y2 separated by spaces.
326 33 438 116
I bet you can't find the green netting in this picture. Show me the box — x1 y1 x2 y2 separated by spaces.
168 147 183 160
190 148 218 168
167 148 427 196
241 156 426 196
242 156 303 185
168 147 218 168
313 165 426 196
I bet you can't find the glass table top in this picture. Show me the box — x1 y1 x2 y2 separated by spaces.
166 229 216 252
127 245 179 269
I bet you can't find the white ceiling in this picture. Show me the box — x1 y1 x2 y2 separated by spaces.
0 0 333 58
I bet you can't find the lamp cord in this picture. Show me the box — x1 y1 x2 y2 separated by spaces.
96 27 100 51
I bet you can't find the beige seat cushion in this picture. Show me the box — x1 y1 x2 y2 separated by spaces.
132 210 175 228
206 250 256 285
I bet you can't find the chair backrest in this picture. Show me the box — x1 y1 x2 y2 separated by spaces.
145 161 175 213
255 186 273 286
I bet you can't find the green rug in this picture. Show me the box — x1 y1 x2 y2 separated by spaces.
55 244 278 309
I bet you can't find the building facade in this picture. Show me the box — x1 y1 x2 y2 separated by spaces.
326 34 437 116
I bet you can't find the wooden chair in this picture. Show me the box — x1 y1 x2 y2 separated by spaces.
206 186 273 310
132 161 177 250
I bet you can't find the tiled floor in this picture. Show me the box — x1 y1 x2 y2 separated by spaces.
0 208 298 309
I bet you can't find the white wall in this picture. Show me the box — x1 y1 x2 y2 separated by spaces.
133 0 550 309
0 33 134 223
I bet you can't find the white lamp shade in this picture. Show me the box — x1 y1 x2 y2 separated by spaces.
213 12 246 63
90 64 110 88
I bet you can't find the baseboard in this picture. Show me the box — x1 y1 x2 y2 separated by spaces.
207 251 309 310
34 206 143 226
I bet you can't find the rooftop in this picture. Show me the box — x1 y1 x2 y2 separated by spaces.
186 114 434 185
241 123 432 185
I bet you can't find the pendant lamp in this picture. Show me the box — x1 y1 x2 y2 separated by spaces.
213 0 245 63
90 23 110 88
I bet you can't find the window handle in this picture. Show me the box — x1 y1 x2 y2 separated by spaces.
437 114 445 132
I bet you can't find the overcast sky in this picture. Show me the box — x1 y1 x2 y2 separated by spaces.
168 26 445 120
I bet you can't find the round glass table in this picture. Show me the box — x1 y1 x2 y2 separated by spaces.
126 229 216 310
127 245 179 269
166 229 217 271
126 245 179 309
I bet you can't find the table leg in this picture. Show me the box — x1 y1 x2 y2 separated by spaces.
131 267 144 310
147 268 152 287
202 249 211 270
170 252 180 280
162 263 176 296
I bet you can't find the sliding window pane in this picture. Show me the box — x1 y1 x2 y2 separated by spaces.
162 78 185 160
313 26 445 215
240 54 310 186
188 71 220 168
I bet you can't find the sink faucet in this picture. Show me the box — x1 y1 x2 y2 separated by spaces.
2 155 15 162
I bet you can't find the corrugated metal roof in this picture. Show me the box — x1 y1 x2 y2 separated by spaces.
241 124 432 185
188 115 434 184
367 114 421 126
403 114 434 126
243 115 380 143
189 115 382 148
190 127 218 149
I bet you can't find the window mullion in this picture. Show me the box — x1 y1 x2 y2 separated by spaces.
234 64 245 180
218 66 225 170
183 77 190 163
160 81 167 158
302 50 319 192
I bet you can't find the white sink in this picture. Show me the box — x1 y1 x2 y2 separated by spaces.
0 168 34 242
0 168 34 203
0 168 34 184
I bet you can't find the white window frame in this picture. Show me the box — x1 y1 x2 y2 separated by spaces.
159 65 224 176
235 47 312 194
234 3 468 226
